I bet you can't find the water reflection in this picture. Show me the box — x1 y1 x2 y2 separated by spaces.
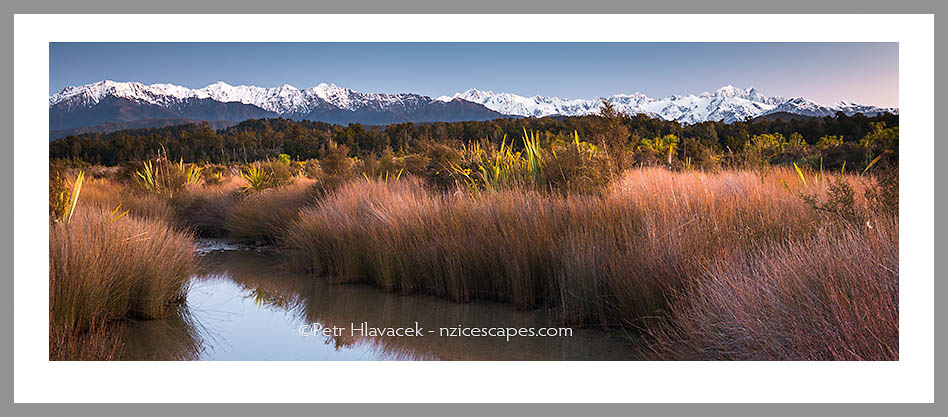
115 306 203 361
119 250 644 361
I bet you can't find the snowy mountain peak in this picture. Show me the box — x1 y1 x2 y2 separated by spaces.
49 80 198 107
715 85 742 96
442 88 496 102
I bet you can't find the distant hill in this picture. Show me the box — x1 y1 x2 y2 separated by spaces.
49 94 278 132
49 118 238 141
749 112 819 124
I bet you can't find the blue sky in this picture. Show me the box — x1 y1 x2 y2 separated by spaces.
49 43 898 107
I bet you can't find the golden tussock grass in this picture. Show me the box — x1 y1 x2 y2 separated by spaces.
172 177 243 236
74 178 176 223
279 166 896 360
50 162 896 360
49 208 196 360
226 177 317 243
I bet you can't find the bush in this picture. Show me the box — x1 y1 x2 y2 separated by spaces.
49 168 70 220
201 164 229 185
132 158 189 197
802 178 866 225
239 161 295 193
302 159 322 179
866 162 899 217
265 160 295 187
545 139 613 194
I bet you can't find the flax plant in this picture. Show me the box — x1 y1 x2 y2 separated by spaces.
522 128 544 182
136 160 159 193
62 171 85 224
176 158 205 186
240 163 272 193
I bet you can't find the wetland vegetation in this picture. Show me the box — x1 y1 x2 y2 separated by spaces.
49 109 899 360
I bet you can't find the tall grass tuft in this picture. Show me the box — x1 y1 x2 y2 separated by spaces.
72 177 176 224
647 217 898 360
280 167 873 332
49 208 196 360
172 177 242 236
226 178 316 242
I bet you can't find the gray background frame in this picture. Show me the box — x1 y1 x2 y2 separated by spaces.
4 1 940 415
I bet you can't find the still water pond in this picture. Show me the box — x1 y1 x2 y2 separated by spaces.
119 243 643 360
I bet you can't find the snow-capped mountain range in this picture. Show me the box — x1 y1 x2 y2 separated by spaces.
437 85 897 124
50 80 442 117
48 80 504 132
49 80 897 135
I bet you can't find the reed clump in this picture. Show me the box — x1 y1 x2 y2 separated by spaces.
280 166 881 333
646 216 898 360
226 177 317 243
172 176 243 236
49 208 196 360
74 177 176 223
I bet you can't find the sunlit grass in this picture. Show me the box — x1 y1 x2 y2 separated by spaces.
280 166 893 345
50 152 897 360
49 208 196 360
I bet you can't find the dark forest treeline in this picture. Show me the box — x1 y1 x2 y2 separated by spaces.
50 111 899 167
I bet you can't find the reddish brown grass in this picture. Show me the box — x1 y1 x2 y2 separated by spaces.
51 163 896 360
226 178 317 243
172 178 242 236
278 167 896 359
647 218 898 360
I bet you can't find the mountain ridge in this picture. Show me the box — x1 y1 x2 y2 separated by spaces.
438 85 897 123
50 80 898 133
50 80 506 131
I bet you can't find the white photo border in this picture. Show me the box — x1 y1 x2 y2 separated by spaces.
14 14 934 403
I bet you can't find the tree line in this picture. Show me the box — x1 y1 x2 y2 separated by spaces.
50 110 899 168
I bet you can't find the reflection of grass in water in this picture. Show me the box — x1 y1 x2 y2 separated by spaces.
112 304 205 361
244 286 301 312
247 287 273 309
209 254 452 360
209 251 640 361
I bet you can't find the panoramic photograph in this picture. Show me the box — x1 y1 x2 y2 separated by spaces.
47 42 899 361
